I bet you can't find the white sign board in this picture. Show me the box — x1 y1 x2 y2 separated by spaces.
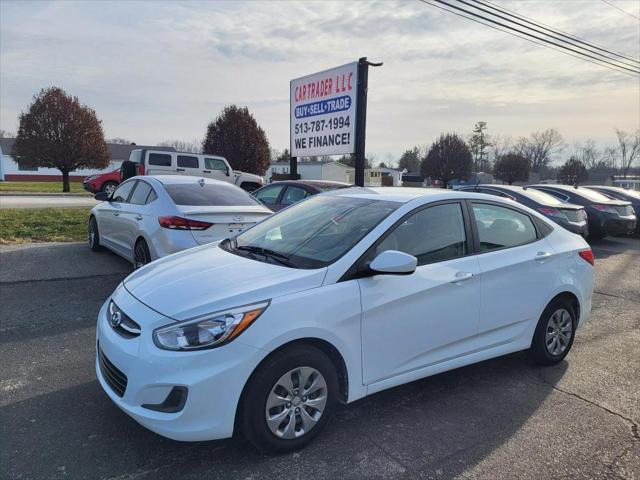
290 62 358 157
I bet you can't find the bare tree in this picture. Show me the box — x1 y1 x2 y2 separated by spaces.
615 129 640 178
490 134 512 164
572 140 600 170
107 137 134 145
158 139 202 154
515 129 565 173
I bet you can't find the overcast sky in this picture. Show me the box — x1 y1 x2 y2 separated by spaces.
1 0 639 164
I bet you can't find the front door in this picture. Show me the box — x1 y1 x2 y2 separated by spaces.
359 202 481 385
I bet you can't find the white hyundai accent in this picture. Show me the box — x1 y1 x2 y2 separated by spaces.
96 187 594 452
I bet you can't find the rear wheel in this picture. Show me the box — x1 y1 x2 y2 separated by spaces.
88 217 103 252
239 345 338 453
102 181 118 196
133 238 151 269
529 297 577 365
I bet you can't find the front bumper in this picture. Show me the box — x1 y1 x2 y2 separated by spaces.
83 181 99 193
95 285 266 441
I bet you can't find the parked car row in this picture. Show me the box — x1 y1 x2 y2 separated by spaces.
458 184 637 239
84 149 264 195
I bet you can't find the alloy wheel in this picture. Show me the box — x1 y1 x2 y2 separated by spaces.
104 183 116 195
545 308 573 356
265 366 328 439
88 221 96 248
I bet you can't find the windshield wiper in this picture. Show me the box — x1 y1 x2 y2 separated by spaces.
235 244 297 268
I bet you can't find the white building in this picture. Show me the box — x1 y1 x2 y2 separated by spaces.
267 160 403 186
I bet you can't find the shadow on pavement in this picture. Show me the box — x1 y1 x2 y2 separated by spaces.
1 353 567 479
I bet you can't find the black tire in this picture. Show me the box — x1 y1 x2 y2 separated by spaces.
238 345 339 453
133 238 151 269
529 296 577 365
101 181 118 196
88 217 104 252
240 182 261 192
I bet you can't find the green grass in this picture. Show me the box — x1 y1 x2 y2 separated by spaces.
0 207 90 244
0 181 86 194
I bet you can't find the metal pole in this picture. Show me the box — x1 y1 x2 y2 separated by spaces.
354 57 382 187
290 155 297 180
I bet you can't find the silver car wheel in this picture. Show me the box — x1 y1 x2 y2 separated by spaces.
265 366 328 439
545 308 573 356
133 242 149 269
88 225 95 248
104 183 116 195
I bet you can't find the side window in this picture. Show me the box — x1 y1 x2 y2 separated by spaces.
111 181 136 203
540 189 568 201
129 181 154 205
375 203 467 266
146 189 157 204
148 153 172 166
472 203 537 251
281 186 309 206
204 158 228 173
177 155 199 169
254 185 284 205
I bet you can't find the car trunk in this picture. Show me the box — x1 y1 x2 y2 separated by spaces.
177 206 271 245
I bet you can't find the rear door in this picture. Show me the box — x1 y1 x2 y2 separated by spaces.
145 152 174 175
203 157 231 182
279 185 311 210
176 154 202 177
470 202 556 349
101 180 138 256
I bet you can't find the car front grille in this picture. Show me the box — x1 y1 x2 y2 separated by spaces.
561 209 586 222
615 205 634 217
107 301 141 339
98 347 128 397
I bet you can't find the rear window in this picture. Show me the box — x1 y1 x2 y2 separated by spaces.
148 153 172 166
164 183 260 206
316 184 349 192
575 188 617 202
521 188 564 205
177 155 199 169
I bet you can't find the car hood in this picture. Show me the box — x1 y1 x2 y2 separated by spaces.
123 243 327 321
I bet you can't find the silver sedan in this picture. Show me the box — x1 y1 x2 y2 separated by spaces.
88 175 272 268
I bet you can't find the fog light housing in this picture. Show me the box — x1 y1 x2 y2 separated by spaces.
141 386 188 413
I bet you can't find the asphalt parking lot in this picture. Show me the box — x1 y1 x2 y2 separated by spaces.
1 237 638 480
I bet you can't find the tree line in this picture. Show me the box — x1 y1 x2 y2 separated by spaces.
396 124 639 187
7 86 639 191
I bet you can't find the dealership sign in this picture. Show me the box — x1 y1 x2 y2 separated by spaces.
290 62 358 157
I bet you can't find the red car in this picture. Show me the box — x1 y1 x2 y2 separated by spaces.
83 169 122 195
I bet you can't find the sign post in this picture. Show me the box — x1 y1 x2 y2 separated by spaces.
290 59 381 186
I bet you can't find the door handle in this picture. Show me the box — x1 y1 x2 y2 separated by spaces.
203 170 211 173
176 168 185 172
113 212 120 216
450 272 474 284
135 215 143 221
534 252 553 262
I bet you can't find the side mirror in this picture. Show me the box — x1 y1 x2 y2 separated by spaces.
94 191 109 201
369 250 417 275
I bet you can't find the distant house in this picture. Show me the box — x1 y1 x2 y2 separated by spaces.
0 138 175 182
266 160 403 186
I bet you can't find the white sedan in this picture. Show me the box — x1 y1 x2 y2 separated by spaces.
88 175 272 268
96 187 594 452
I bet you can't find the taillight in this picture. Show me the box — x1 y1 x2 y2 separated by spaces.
592 204 616 213
538 207 565 217
138 164 145 175
578 249 594 266
158 216 213 230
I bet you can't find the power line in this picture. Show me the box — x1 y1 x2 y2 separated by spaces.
474 0 639 66
434 0 639 74
599 0 640 21
417 0 640 76
481 0 639 62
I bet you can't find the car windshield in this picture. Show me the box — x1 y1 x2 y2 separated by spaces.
223 195 399 269
521 188 565 205
164 183 260 206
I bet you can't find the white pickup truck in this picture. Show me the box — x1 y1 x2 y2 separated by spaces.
128 149 264 191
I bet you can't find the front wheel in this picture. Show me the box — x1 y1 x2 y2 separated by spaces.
102 181 118 196
529 297 577 365
238 345 338 453
88 217 104 252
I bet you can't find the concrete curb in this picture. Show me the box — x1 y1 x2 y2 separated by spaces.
0 192 92 197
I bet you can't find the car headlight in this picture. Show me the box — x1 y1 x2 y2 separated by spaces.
152 301 269 351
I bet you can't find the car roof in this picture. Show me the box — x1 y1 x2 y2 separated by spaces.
134 175 232 187
529 184 578 191
268 180 351 187
325 186 485 204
